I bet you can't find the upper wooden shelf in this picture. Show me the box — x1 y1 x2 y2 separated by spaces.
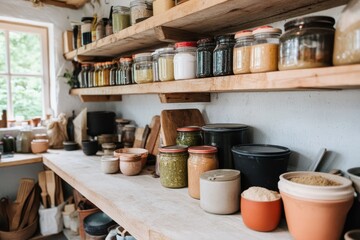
64 0 348 60
70 64 360 102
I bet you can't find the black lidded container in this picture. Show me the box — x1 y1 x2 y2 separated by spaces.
202 124 249 169
232 144 291 192
87 111 116 137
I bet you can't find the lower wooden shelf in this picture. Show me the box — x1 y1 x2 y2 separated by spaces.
0 153 42 168
70 64 360 103
42 150 292 240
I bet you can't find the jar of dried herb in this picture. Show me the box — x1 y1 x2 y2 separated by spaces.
176 126 203 147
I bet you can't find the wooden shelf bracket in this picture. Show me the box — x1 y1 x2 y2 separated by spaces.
79 95 122 103
158 92 210 103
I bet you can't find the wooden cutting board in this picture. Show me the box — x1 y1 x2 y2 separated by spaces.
160 109 205 146
145 116 161 155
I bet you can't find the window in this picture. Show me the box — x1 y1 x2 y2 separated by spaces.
0 20 50 121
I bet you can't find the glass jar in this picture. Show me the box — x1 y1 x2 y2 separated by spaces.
2 135 15 153
116 118 130 142
103 62 111 86
333 0 360 65
130 0 152 25
188 146 218 199
79 64 89 88
233 30 253 74
159 145 188 188
176 126 203 147
120 58 133 85
174 41 197 80
81 17 93 46
96 18 108 40
19 130 33 153
213 35 235 76
279 16 335 71
153 0 175 15
158 47 175 81
87 64 95 88
110 62 118 86
112 6 130 33
122 124 136 147
94 63 101 87
133 53 153 83
196 38 216 78
151 50 160 82
250 26 282 73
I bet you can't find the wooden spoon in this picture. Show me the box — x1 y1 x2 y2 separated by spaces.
18 187 35 229
38 171 48 208
45 171 56 208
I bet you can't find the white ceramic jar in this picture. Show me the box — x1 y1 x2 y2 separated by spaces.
173 41 197 80
200 169 240 214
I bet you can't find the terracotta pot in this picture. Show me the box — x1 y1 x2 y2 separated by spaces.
119 155 142 176
114 148 148 168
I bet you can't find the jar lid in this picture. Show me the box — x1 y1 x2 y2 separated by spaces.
157 47 175 54
197 38 215 45
177 126 201 132
252 26 282 35
81 17 94 22
120 57 132 63
123 124 136 130
102 143 116 148
202 123 248 132
115 118 131 124
32 139 49 143
201 169 240 182
215 34 235 41
130 0 146 7
133 52 152 60
188 146 217 154
159 145 188 153
175 41 197 48
235 30 253 39
284 16 335 31
231 144 291 157
113 6 130 11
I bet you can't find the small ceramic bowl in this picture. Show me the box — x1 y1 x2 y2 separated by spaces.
63 141 79 151
101 156 119 174
82 140 99 156
241 193 282 232
344 229 360 240
119 155 142 176
31 139 49 154
114 148 148 168
347 167 360 194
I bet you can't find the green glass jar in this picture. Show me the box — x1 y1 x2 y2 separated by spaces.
159 145 188 188
176 126 203 147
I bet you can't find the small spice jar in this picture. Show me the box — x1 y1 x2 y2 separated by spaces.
122 124 136 147
250 26 282 73
153 0 175 15
200 169 240 214
87 64 95 88
133 53 153 83
188 146 218 199
279 16 335 71
109 61 118 86
96 18 108 40
79 64 90 88
213 34 236 76
159 145 188 188
176 126 203 147
196 38 216 78
233 30 253 74
174 41 197 80
112 6 130 33
158 47 175 81
81 17 93 46
130 0 152 25
120 57 133 85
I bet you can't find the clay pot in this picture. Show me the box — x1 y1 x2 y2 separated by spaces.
119 155 142 176
31 139 49 154
101 156 119 174
114 148 148 168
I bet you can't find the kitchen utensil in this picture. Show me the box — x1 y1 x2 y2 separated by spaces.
18 186 35 229
45 171 56 208
160 109 205 146
141 125 150 149
55 175 64 205
27 187 40 227
145 115 160 155
38 171 48 208
0 198 9 231
309 148 327 171
10 178 35 231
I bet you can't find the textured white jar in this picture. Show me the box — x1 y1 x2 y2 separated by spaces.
173 42 197 80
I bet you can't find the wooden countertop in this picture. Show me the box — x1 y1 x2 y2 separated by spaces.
0 153 42 168
43 150 292 240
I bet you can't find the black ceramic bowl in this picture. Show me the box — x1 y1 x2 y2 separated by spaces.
84 212 115 236
82 140 99 156
63 141 79 151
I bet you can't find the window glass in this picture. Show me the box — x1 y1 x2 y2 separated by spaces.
10 31 42 74
12 76 42 120
0 31 6 73
0 76 7 111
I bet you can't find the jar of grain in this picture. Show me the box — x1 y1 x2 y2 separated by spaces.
120 57 133 85
233 30 253 74
213 34 236 76
103 62 111 86
130 0 152 25
133 53 153 83
81 17 93 46
176 126 203 147
279 16 335 71
112 6 130 33
250 26 282 73
174 41 197 80
188 146 218 199
159 145 188 188
158 47 175 81
196 38 216 78
333 0 360 66
153 0 175 15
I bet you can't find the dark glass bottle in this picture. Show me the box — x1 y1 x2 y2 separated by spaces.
67 110 75 141
213 35 235 76
196 38 215 78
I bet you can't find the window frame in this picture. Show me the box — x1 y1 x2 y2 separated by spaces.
0 20 50 120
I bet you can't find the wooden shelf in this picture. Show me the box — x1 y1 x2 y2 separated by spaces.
70 64 360 102
43 150 292 240
0 153 42 168
64 0 348 60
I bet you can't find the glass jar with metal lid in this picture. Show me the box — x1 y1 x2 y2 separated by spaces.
87 64 95 87
196 38 216 78
151 50 160 82
133 53 153 83
174 41 197 80
213 34 236 76
81 17 94 46
159 145 189 188
120 57 133 84
233 30 253 74
94 63 101 87
279 16 335 71
250 26 282 73
79 64 89 88
109 61 118 86
158 47 175 81
176 126 203 147
112 6 130 33
103 62 111 86
188 146 218 199
130 0 152 25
